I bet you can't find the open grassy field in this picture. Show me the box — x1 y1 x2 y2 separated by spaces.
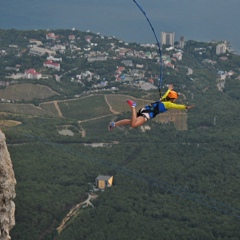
0 103 52 116
0 83 58 101
40 101 61 117
105 94 150 113
57 95 113 121
0 83 188 130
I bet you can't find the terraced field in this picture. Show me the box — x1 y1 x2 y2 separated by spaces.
0 84 188 130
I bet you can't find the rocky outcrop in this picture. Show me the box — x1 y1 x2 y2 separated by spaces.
0 131 16 240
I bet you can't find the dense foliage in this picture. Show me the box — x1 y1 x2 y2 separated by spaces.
0 29 240 240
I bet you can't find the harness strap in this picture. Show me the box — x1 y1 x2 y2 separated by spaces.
139 102 160 119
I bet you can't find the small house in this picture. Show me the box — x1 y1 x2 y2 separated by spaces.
95 175 113 190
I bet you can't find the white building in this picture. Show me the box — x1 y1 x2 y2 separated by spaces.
51 44 66 54
216 43 227 55
46 32 58 40
173 52 182 61
161 32 175 46
43 60 60 71
29 46 56 56
47 56 62 62
25 69 42 79
179 36 185 49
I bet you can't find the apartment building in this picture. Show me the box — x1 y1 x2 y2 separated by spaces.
161 32 175 46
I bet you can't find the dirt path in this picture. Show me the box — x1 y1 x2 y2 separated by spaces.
79 125 86 138
47 95 118 137
53 101 63 118
78 113 114 124
57 193 98 234
104 95 120 114
78 95 118 135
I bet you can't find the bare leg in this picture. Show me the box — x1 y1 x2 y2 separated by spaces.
115 119 132 127
130 107 146 128
113 103 146 128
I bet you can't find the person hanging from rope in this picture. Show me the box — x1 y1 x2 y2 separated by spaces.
108 84 194 131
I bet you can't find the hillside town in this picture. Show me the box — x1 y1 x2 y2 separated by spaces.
0 30 238 96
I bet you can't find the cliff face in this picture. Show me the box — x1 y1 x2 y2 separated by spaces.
0 131 16 240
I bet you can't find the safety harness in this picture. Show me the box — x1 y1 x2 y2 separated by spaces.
138 101 161 119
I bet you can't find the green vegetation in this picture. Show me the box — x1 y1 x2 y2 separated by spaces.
58 95 111 121
0 83 58 100
0 29 240 240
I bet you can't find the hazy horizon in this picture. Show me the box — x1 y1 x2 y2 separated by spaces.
1 0 239 53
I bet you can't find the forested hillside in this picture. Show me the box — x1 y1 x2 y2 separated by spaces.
0 29 240 240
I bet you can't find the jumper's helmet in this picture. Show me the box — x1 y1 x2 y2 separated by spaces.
168 91 178 99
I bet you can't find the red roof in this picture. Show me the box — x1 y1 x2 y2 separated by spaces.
44 60 60 66
69 35 75 40
148 78 154 83
25 68 40 75
116 66 125 73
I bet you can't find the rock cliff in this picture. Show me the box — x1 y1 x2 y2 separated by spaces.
0 131 16 240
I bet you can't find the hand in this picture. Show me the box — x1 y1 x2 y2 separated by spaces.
186 105 194 109
168 84 174 91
